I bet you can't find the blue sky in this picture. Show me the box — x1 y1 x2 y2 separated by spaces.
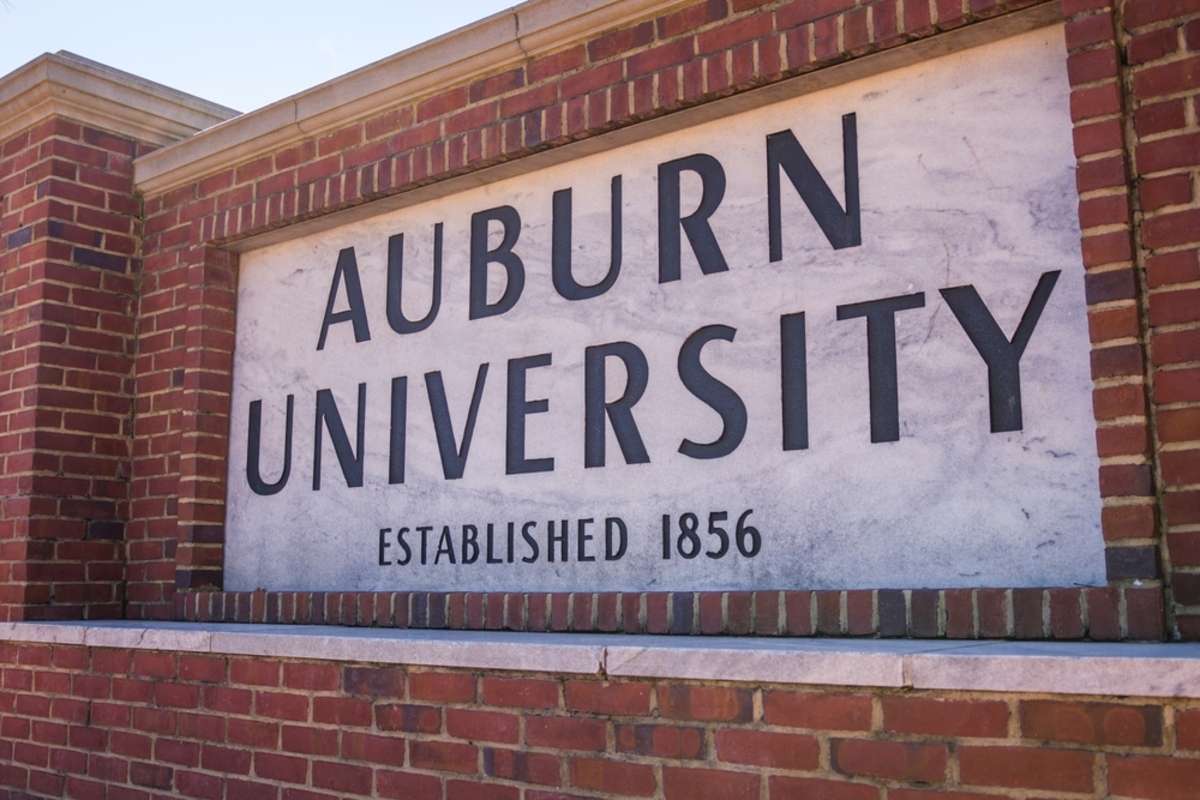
1 1 516 113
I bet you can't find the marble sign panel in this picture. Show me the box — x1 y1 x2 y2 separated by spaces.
225 25 1106 593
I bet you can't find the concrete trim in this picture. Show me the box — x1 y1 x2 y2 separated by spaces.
0 51 237 146
132 0 683 194
132 1 1060 198
3 622 1199 698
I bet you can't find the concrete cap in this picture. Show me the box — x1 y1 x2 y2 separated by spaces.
0 50 237 146
3 621 1199 699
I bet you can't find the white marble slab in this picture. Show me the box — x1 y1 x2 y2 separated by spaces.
225 25 1103 594
5 622 1200 698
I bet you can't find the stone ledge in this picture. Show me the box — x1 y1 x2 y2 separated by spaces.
0 51 236 146
3 621 1199 698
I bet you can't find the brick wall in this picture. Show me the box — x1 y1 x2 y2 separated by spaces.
1 0 1197 638
141 0 1049 622
1117 1 1200 638
0 116 149 622
133 0 1188 639
0 640 1197 800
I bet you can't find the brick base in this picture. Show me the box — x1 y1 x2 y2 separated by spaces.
178 585 1168 640
0 639 1197 799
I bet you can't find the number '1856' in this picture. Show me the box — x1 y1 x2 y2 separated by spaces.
661 509 761 560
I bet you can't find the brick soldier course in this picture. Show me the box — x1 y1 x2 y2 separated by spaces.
2 0 1199 798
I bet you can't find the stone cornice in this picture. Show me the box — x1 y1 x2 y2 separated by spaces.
131 0 683 195
0 51 237 147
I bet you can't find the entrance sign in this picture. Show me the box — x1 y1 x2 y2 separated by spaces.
225 26 1105 593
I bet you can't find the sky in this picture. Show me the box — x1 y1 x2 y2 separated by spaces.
0 0 517 113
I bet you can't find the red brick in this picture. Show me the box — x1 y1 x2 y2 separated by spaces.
155 738 200 767
1125 0 1200 27
410 670 475 703
1073 118 1124 157
716 729 818 769
201 744 250 774
179 655 224 683
155 682 200 709
959 746 1094 792
588 21 655 62
526 716 606 751
227 718 278 749
1139 132 1200 174
1154 329 1200 366
1071 82 1122 122
377 770 441 800
340 731 406 767
763 690 872 730
281 725 338 756
254 752 307 785
1103 503 1156 541
470 68 525 103
1108 754 1200 800
527 46 586 83
282 662 339 691
564 680 651 715
228 779 280 800
312 696 371 726
481 676 558 709
130 651 174 678
447 708 519 743
663 766 760 800
484 747 560 786
659 684 752 722
1130 27 1181 65
571 757 656 796
697 14 772 55
1134 55 1200 99
778 0 856 28
1141 173 1193 211
770 777 880 800
230 659 279 687
410 740 478 774
627 39 695 78
204 685 252 715
1068 45 1119 84
887 792 1001 800
1158 371 1200 406
255 691 308 721
312 761 371 795
616 723 706 759
1148 249 1200 289
1151 288 1200 326
1136 99 1188 137
833 739 948 783
1019 700 1162 746
447 780 518 800
376 703 441 733
1179 708 1200 750
882 696 1009 737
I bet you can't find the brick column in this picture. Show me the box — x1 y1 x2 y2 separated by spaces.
1117 1 1200 638
0 53 235 621
0 115 142 620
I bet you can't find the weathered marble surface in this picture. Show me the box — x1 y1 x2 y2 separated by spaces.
225 25 1105 593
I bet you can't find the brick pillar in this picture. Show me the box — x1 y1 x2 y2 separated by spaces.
0 116 143 620
0 53 235 621
1118 1 1200 639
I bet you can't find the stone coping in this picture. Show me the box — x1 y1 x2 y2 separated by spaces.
131 0 677 193
3 621 1199 699
0 51 237 146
